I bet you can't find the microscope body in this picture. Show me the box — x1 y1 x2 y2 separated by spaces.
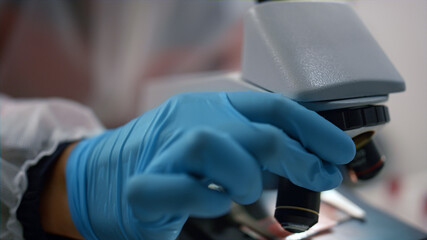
142 1 405 233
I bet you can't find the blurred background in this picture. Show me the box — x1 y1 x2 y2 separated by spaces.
0 0 253 127
0 0 426 233
348 0 427 233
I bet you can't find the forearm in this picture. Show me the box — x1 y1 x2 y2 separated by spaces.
39 142 83 239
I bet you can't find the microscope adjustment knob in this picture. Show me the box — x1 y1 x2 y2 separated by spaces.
318 105 389 131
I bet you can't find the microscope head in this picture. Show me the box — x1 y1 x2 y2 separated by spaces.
241 1 405 182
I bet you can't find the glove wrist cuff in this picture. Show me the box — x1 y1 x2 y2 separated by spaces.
65 137 101 239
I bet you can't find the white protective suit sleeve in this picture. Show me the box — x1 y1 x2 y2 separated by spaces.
0 94 104 240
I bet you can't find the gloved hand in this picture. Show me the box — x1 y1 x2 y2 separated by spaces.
66 91 355 240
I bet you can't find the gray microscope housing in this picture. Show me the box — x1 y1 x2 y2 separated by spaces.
242 1 404 104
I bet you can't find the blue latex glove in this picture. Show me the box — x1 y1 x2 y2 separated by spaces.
66 92 355 240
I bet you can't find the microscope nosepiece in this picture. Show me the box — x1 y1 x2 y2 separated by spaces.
274 105 389 233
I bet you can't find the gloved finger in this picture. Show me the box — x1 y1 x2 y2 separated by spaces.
215 122 343 191
146 127 263 205
126 174 232 223
265 136 343 191
225 91 355 165
261 171 279 189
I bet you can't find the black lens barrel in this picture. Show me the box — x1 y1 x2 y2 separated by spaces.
274 178 320 233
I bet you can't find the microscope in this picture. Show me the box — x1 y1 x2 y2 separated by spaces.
143 0 405 234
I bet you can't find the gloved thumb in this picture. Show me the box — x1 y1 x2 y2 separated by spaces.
126 174 232 223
